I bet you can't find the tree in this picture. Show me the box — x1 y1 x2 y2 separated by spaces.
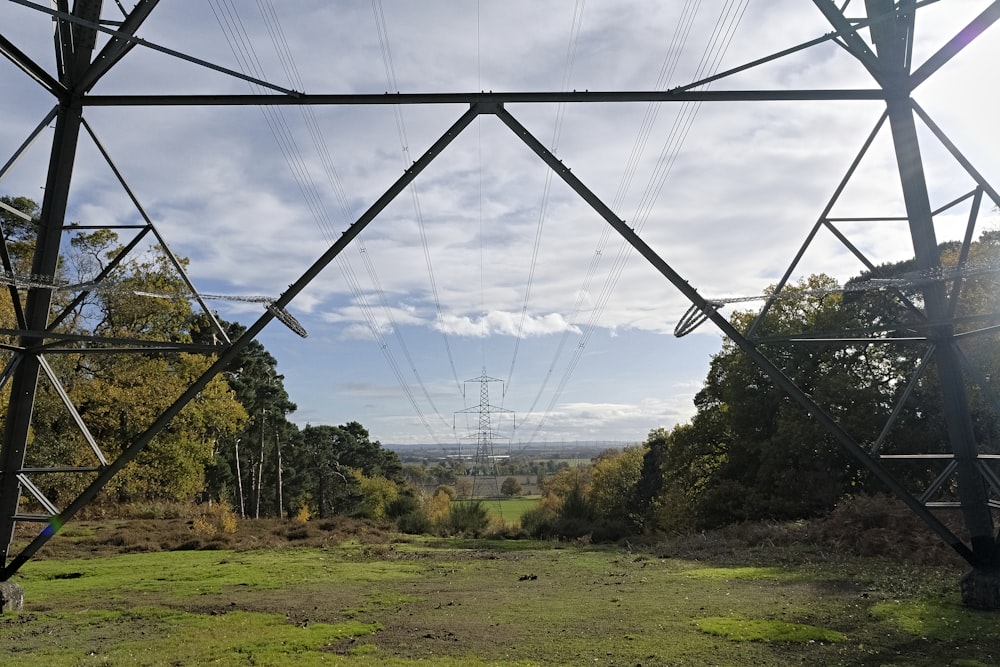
500 476 522 497
217 326 298 517
355 471 400 520
661 276 865 527
286 422 401 519
0 195 41 274
634 429 669 516
589 446 645 526
1 201 250 506
649 235 1000 530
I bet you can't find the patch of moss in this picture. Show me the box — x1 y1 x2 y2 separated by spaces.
872 598 1000 641
695 616 846 643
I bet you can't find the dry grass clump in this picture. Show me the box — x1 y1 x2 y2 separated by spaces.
804 494 966 566
647 494 968 568
15 509 397 562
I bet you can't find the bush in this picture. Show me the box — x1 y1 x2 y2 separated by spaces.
396 510 432 535
446 500 489 537
806 494 963 565
286 527 312 541
191 502 239 537
520 504 634 543
520 506 556 539
386 491 421 519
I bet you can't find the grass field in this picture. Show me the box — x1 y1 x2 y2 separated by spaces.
2 518 999 666
478 496 540 524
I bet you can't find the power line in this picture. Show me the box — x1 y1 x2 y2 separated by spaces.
371 0 465 405
503 0 587 400
520 0 750 443
207 1 454 439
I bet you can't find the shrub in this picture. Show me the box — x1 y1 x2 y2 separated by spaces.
806 494 962 565
520 506 556 539
386 490 421 519
520 500 634 542
356 473 400 520
446 500 489 537
396 510 432 535
424 488 452 529
286 527 311 541
191 516 215 536
191 502 239 537
219 511 238 534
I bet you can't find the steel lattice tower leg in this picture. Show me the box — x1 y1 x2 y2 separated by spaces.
863 0 999 605
0 0 103 569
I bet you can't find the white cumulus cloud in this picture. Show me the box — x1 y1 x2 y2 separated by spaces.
434 311 581 337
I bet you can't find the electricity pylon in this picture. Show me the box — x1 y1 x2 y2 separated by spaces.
455 371 513 499
1 1 999 609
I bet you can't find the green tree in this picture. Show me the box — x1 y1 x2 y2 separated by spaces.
0 195 41 274
500 476 522 497
650 236 1000 530
218 327 298 518
355 471 400 520
19 227 249 504
665 276 865 527
589 446 645 526
287 422 401 519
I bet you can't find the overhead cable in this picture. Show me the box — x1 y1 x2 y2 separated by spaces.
522 0 750 443
208 0 451 440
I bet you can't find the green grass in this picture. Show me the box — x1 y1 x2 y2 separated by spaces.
872 597 1000 641
3 533 1000 666
685 566 800 581
694 616 846 643
477 496 540 524
4 607 379 666
17 548 426 608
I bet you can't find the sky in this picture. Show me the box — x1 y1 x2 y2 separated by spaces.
1 1 998 448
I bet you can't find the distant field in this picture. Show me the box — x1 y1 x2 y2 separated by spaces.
476 496 540 524
2 523 997 666
550 457 592 467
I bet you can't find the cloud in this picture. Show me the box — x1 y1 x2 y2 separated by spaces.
434 310 581 337
515 397 694 443
1 1 996 445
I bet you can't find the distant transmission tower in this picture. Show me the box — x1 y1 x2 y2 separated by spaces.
455 370 514 498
